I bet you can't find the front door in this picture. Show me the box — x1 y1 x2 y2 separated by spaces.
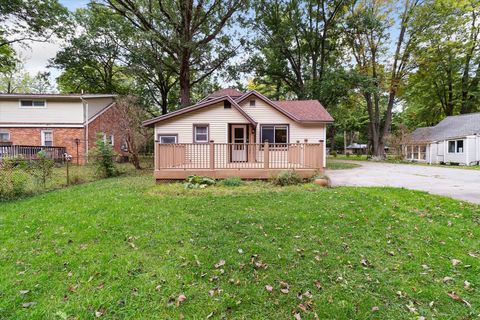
231 125 247 162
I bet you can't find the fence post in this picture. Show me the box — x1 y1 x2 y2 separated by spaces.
210 140 215 170
264 141 269 169
66 157 70 185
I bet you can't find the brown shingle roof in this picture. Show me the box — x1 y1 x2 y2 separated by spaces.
273 100 333 122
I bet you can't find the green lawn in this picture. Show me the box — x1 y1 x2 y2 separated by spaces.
326 161 361 170
1 177 479 319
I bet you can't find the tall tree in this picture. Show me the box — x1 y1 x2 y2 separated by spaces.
345 0 427 158
249 0 348 100
0 0 69 49
50 4 129 94
106 0 247 107
403 0 480 125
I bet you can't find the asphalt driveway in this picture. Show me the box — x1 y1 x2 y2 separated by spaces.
327 161 480 204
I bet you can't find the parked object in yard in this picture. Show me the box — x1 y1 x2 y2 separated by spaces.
144 89 333 181
404 113 480 166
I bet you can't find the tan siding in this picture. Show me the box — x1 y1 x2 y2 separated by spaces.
86 97 115 119
239 99 325 144
154 102 249 143
0 99 84 124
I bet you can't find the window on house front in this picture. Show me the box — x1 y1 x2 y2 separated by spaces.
224 101 231 109
456 140 463 153
260 125 288 145
448 140 464 153
20 100 46 108
249 100 256 107
102 133 114 146
157 134 178 144
41 130 53 147
0 131 10 142
194 125 209 143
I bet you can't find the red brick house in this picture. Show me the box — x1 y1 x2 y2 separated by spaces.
0 93 126 163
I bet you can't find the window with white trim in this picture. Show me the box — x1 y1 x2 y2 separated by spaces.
102 133 114 146
0 131 10 142
41 130 53 146
157 134 178 144
194 125 209 143
260 125 288 145
20 100 46 108
448 140 464 153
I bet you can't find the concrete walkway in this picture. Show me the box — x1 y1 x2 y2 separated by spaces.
327 161 480 204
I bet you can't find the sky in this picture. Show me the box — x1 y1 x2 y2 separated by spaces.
13 0 89 87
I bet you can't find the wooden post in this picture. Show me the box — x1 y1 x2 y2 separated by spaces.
210 140 215 170
66 157 70 185
154 142 159 170
264 141 269 169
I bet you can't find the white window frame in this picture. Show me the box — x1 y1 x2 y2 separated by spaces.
448 139 464 154
157 134 178 144
260 124 289 145
193 124 209 143
102 132 114 146
19 99 47 108
0 131 10 142
41 130 53 147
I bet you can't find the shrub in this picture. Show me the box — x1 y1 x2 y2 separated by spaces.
331 150 337 158
219 176 244 187
184 175 216 189
90 134 118 178
270 171 305 186
29 150 54 189
0 160 29 200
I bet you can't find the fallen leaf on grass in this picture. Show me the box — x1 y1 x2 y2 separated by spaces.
464 281 471 289
443 276 453 283
265 285 273 292
177 294 187 306
451 259 461 266
293 312 301 320
95 309 105 317
447 292 471 308
19 290 29 295
372 306 379 312
314 280 322 289
214 260 225 268
22 302 36 308
280 281 290 294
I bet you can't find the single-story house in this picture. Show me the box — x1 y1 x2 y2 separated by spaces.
404 112 480 165
143 89 333 180
346 143 367 155
0 93 126 163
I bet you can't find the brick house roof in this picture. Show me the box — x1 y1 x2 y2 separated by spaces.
273 100 333 122
143 89 334 126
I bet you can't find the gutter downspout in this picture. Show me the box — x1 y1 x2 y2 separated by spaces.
81 96 89 163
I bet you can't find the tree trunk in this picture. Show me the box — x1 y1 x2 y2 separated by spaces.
179 49 191 107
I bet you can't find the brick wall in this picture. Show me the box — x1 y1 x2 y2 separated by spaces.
1 127 86 160
87 104 127 156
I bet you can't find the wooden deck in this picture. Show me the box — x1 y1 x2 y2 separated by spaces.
154 142 324 180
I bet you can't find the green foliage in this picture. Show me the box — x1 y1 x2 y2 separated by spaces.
0 159 28 200
90 134 118 178
184 175 216 189
29 150 54 189
270 170 305 186
219 176 244 187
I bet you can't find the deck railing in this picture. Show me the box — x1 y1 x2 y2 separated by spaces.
0 145 67 162
155 142 323 171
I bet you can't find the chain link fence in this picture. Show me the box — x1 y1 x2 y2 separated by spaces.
0 154 154 201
